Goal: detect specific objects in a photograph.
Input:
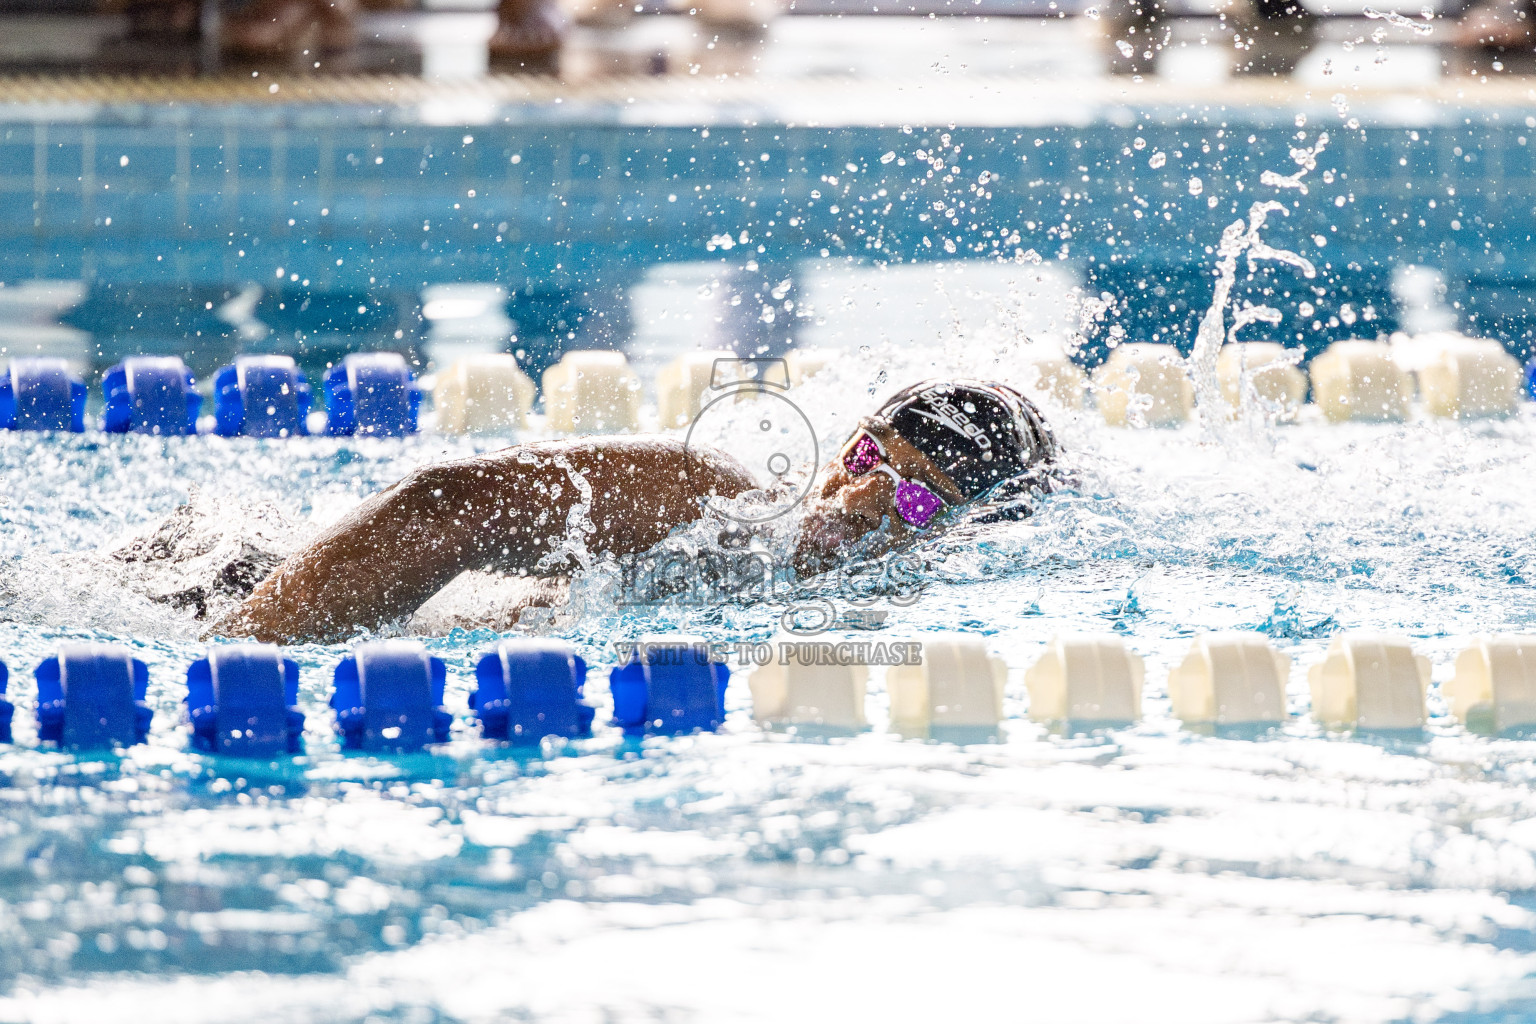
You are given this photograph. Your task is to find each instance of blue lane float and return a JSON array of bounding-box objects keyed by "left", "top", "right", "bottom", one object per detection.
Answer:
[
  {"left": 331, "top": 640, "right": 450, "bottom": 753},
  {"left": 610, "top": 638, "right": 729, "bottom": 735},
  {"left": 212, "top": 355, "right": 312, "bottom": 438},
  {"left": 101, "top": 356, "right": 200, "bottom": 435},
  {"left": 0, "top": 659, "right": 13, "bottom": 743},
  {"left": 0, "top": 358, "right": 87, "bottom": 433},
  {"left": 185, "top": 644, "right": 305, "bottom": 756},
  {"left": 35, "top": 643, "right": 152, "bottom": 749},
  {"left": 324, "top": 352, "right": 420, "bottom": 437},
  {"left": 470, "top": 639, "right": 595, "bottom": 743}
]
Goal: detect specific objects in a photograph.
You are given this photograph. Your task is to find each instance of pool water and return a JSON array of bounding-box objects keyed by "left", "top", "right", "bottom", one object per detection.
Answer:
[
  {"left": 3, "top": 313, "right": 1536, "bottom": 1022},
  {"left": 3, "top": 65, "right": 1536, "bottom": 1020}
]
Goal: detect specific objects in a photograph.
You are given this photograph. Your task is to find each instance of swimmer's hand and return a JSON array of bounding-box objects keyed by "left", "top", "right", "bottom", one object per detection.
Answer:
[
  {"left": 498, "top": 577, "right": 571, "bottom": 629},
  {"left": 406, "top": 573, "right": 571, "bottom": 634},
  {"left": 792, "top": 496, "right": 896, "bottom": 575}
]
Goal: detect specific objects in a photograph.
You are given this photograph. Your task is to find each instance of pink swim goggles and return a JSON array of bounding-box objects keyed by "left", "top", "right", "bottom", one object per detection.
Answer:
[{"left": 839, "top": 429, "right": 947, "bottom": 528}]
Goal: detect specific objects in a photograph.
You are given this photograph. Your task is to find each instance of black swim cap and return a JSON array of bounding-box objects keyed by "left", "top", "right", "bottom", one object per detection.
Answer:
[{"left": 877, "top": 379, "right": 1058, "bottom": 501}]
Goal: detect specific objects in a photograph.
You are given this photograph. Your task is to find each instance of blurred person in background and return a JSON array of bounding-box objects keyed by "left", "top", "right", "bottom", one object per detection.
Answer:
[
  {"left": 1103, "top": 0, "right": 1314, "bottom": 76},
  {"left": 222, "top": 0, "right": 365, "bottom": 52},
  {"left": 1102, "top": 0, "right": 1524, "bottom": 62},
  {"left": 108, "top": 0, "right": 201, "bottom": 40},
  {"left": 106, "top": 0, "right": 567, "bottom": 65},
  {"left": 1453, "top": 0, "right": 1535, "bottom": 49}
]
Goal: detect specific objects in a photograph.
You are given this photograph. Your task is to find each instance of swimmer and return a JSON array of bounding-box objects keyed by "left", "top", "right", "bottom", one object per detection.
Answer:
[{"left": 211, "top": 379, "right": 1060, "bottom": 644}]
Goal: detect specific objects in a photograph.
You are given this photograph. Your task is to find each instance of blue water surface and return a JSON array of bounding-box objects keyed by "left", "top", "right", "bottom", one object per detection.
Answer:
[{"left": 2, "top": 77, "right": 1536, "bottom": 1019}]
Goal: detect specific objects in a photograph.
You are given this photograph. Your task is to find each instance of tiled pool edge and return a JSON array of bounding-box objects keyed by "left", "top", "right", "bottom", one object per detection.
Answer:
[{"left": 0, "top": 78, "right": 1532, "bottom": 356}]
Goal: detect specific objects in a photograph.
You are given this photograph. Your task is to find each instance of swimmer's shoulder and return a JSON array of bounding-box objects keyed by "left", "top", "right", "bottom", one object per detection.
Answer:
[{"left": 475, "top": 435, "right": 756, "bottom": 493}]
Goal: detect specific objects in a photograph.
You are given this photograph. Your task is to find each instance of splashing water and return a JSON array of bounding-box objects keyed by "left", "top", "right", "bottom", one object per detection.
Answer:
[
  {"left": 1188, "top": 134, "right": 1328, "bottom": 426},
  {"left": 1363, "top": 5, "right": 1437, "bottom": 35},
  {"left": 522, "top": 449, "right": 598, "bottom": 576},
  {"left": 1258, "top": 131, "right": 1330, "bottom": 195}
]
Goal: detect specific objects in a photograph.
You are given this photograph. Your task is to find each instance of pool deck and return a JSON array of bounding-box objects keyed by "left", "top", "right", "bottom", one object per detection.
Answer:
[
  {"left": 0, "top": 12, "right": 1527, "bottom": 123},
  {"left": 0, "top": 68, "right": 1533, "bottom": 123}
]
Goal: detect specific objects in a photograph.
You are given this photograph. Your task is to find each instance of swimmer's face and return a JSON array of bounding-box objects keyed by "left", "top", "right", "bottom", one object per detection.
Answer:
[{"left": 795, "top": 417, "right": 966, "bottom": 566}]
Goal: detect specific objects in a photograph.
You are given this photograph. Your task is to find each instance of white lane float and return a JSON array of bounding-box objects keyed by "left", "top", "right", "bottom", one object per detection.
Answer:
[
  {"left": 1024, "top": 633, "right": 1144, "bottom": 724},
  {"left": 1308, "top": 340, "right": 1412, "bottom": 423},
  {"left": 433, "top": 354, "right": 535, "bottom": 433},
  {"left": 1307, "top": 633, "right": 1429, "bottom": 730},
  {"left": 1022, "top": 353, "right": 1089, "bottom": 411},
  {"left": 886, "top": 635, "right": 1007, "bottom": 737},
  {"left": 748, "top": 640, "right": 868, "bottom": 730},
  {"left": 1092, "top": 343, "right": 1195, "bottom": 427},
  {"left": 1216, "top": 341, "right": 1307, "bottom": 416},
  {"left": 541, "top": 350, "right": 642, "bottom": 433},
  {"left": 1167, "top": 632, "right": 1290, "bottom": 726},
  {"left": 656, "top": 350, "right": 738, "bottom": 428},
  {"left": 1442, "top": 634, "right": 1536, "bottom": 734},
  {"left": 1392, "top": 332, "right": 1522, "bottom": 420}
]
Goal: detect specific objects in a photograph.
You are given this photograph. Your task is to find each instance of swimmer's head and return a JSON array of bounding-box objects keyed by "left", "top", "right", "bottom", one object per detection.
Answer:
[
  {"left": 796, "top": 379, "right": 1059, "bottom": 566},
  {"left": 875, "top": 379, "right": 1058, "bottom": 501}
]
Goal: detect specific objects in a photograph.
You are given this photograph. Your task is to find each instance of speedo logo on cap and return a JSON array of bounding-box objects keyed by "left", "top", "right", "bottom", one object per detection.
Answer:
[{"left": 907, "top": 390, "right": 995, "bottom": 460}]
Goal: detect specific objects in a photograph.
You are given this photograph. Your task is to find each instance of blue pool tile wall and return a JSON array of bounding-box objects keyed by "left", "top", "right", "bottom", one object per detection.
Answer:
[{"left": 1, "top": 101, "right": 1535, "bottom": 362}]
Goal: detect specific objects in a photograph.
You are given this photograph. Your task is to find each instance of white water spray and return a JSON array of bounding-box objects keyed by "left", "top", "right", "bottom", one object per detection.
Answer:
[
  {"left": 1188, "top": 133, "right": 1328, "bottom": 426},
  {"left": 1363, "top": 5, "right": 1436, "bottom": 35},
  {"left": 516, "top": 449, "right": 598, "bottom": 575}
]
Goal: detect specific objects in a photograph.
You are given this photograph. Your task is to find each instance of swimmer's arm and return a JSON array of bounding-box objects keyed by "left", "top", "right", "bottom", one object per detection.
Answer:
[
  {"left": 209, "top": 461, "right": 491, "bottom": 644},
  {"left": 211, "top": 439, "right": 758, "bottom": 644}
]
